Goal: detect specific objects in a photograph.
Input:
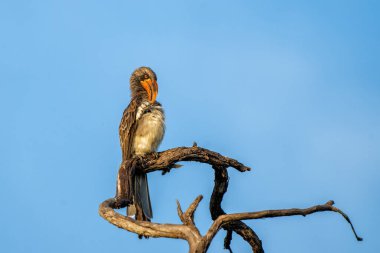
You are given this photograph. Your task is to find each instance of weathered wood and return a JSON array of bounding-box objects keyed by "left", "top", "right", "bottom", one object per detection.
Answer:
[
  {"left": 100, "top": 145, "right": 362, "bottom": 253},
  {"left": 140, "top": 146, "right": 251, "bottom": 174},
  {"left": 209, "top": 166, "right": 264, "bottom": 253}
]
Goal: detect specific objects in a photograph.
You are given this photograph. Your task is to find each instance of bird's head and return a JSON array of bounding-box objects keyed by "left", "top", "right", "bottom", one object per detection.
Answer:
[{"left": 130, "top": 66, "right": 158, "bottom": 104}]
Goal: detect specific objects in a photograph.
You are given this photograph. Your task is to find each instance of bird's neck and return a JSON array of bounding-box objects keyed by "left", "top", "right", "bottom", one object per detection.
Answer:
[{"left": 131, "top": 91, "right": 149, "bottom": 103}]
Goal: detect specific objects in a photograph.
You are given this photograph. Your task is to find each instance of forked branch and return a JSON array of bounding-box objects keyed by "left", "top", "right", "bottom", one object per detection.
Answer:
[
  {"left": 204, "top": 200, "right": 362, "bottom": 249},
  {"left": 100, "top": 145, "right": 362, "bottom": 253}
]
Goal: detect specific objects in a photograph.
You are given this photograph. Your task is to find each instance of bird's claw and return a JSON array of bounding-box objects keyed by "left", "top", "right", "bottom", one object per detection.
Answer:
[
  {"left": 151, "top": 152, "right": 159, "bottom": 159},
  {"left": 113, "top": 197, "right": 132, "bottom": 209},
  {"left": 134, "top": 155, "right": 145, "bottom": 164}
]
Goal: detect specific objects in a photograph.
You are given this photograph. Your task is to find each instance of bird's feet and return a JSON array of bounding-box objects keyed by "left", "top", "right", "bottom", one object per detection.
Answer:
[
  {"left": 134, "top": 152, "right": 159, "bottom": 163},
  {"left": 134, "top": 154, "right": 145, "bottom": 165},
  {"left": 113, "top": 197, "right": 132, "bottom": 209},
  {"left": 150, "top": 151, "right": 160, "bottom": 159}
]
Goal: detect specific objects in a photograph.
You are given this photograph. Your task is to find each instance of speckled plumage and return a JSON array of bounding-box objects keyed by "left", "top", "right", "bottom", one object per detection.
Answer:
[
  {"left": 118, "top": 67, "right": 165, "bottom": 221},
  {"left": 133, "top": 103, "right": 165, "bottom": 156}
]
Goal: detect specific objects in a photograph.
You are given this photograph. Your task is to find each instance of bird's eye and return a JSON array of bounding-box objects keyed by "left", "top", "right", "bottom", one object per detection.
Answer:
[{"left": 144, "top": 74, "right": 149, "bottom": 80}]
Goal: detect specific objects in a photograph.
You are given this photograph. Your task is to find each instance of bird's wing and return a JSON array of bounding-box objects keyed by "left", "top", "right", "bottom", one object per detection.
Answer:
[{"left": 119, "top": 99, "right": 139, "bottom": 161}]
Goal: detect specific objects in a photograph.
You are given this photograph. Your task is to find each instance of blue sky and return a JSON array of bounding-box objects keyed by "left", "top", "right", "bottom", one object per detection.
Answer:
[{"left": 0, "top": 1, "right": 379, "bottom": 252}]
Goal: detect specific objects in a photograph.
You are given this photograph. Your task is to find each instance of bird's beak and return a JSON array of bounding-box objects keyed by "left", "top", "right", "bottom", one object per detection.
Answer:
[{"left": 141, "top": 78, "right": 158, "bottom": 104}]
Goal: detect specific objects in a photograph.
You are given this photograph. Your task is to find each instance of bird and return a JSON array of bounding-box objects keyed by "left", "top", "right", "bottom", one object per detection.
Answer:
[{"left": 116, "top": 66, "right": 165, "bottom": 221}]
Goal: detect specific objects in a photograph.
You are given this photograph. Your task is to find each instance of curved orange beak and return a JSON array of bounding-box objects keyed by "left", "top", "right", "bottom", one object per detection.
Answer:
[{"left": 140, "top": 78, "right": 158, "bottom": 104}]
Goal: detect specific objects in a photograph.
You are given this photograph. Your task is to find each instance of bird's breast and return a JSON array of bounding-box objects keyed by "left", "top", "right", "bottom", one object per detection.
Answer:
[{"left": 133, "top": 105, "right": 165, "bottom": 156}]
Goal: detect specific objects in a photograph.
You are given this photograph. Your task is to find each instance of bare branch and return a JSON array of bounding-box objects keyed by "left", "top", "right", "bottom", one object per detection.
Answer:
[
  {"left": 176, "top": 196, "right": 203, "bottom": 226},
  {"left": 224, "top": 229, "right": 233, "bottom": 253},
  {"left": 100, "top": 198, "right": 191, "bottom": 239},
  {"left": 176, "top": 200, "right": 185, "bottom": 223},
  {"left": 176, "top": 196, "right": 203, "bottom": 241},
  {"left": 205, "top": 201, "right": 363, "bottom": 244},
  {"left": 210, "top": 166, "right": 264, "bottom": 253},
  {"left": 184, "top": 195, "right": 203, "bottom": 223},
  {"left": 101, "top": 145, "right": 362, "bottom": 253},
  {"left": 140, "top": 146, "right": 251, "bottom": 174}
]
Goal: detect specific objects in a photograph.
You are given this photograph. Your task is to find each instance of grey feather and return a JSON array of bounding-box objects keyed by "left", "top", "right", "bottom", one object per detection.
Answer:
[{"left": 135, "top": 174, "right": 153, "bottom": 219}]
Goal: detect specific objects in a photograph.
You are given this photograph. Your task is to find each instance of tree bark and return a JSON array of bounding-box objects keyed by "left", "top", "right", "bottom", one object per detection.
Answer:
[{"left": 100, "top": 145, "right": 362, "bottom": 253}]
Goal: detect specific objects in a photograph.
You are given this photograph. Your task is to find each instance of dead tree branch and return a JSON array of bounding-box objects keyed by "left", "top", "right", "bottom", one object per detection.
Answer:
[
  {"left": 100, "top": 145, "right": 362, "bottom": 253},
  {"left": 204, "top": 200, "right": 362, "bottom": 248},
  {"left": 141, "top": 146, "right": 251, "bottom": 174},
  {"left": 210, "top": 166, "right": 264, "bottom": 253}
]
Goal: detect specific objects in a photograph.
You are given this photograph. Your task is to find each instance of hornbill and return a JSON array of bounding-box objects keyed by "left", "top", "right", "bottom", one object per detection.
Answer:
[{"left": 115, "top": 66, "right": 165, "bottom": 221}]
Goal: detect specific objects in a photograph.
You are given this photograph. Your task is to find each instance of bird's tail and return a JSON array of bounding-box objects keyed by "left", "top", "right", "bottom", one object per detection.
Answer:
[{"left": 127, "top": 173, "right": 153, "bottom": 221}]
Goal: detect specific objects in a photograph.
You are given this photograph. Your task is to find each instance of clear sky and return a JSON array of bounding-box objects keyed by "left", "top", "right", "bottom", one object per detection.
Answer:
[{"left": 0, "top": 1, "right": 379, "bottom": 252}]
